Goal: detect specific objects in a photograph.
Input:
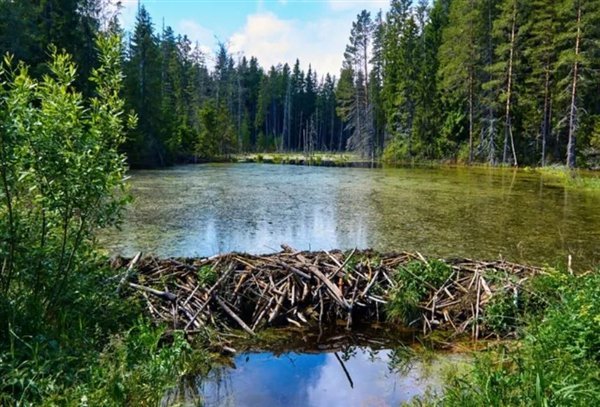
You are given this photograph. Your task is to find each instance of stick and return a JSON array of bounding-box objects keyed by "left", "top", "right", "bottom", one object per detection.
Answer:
[
  {"left": 128, "top": 282, "right": 176, "bottom": 302},
  {"left": 215, "top": 295, "right": 255, "bottom": 335},
  {"left": 184, "top": 264, "right": 234, "bottom": 331},
  {"left": 309, "top": 266, "right": 350, "bottom": 309},
  {"left": 334, "top": 353, "right": 354, "bottom": 389},
  {"left": 117, "top": 252, "right": 142, "bottom": 293}
]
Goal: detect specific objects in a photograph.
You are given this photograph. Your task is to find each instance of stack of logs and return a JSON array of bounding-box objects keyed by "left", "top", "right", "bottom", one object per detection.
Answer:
[{"left": 113, "top": 246, "right": 541, "bottom": 339}]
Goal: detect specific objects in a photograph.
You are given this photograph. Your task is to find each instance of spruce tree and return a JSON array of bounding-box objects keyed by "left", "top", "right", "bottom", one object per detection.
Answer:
[{"left": 438, "top": 0, "right": 483, "bottom": 163}]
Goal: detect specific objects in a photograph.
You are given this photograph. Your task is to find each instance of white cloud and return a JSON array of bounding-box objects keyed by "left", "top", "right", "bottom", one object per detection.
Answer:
[
  {"left": 113, "top": 0, "right": 138, "bottom": 30},
  {"left": 175, "top": 20, "right": 215, "bottom": 47},
  {"left": 328, "top": 0, "right": 388, "bottom": 12},
  {"left": 177, "top": 19, "right": 215, "bottom": 54},
  {"left": 229, "top": 12, "right": 355, "bottom": 77}
]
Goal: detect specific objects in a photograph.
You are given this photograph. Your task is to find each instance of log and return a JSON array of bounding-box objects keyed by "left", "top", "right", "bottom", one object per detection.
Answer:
[{"left": 215, "top": 295, "right": 255, "bottom": 336}]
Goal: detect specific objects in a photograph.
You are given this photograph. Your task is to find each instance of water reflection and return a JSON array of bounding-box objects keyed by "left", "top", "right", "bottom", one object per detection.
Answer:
[
  {"left": 164, "top": 347, "right": 463, "bottom": 407},
  {"left": 103, "top": 164, "right": 600, "bottom": 269}
]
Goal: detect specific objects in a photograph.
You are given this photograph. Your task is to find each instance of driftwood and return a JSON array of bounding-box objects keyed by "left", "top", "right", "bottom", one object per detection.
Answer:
[{"left": 114, "top": 247, "right": 541, "bottom": 340}]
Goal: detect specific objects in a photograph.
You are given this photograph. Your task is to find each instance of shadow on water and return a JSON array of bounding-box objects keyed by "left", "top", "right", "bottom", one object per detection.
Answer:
[{"left": 161, "top": 326, "right": 470, "bottom": 407}]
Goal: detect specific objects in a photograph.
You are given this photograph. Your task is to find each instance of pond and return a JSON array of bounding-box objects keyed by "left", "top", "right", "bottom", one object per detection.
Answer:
[
  {"left": 161, "top": 327, "right": 468, "bottom": 407},
  {"left": 105, "top": 163, "right": 599, "bottom": 405},
  {"left": 105, "top": 163, "right": 600, "bottom": 269}
]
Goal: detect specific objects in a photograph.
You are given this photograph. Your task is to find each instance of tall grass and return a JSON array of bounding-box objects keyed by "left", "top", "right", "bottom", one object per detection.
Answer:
[{"left": 429, "top": 271, "right": 600, "bottom": 406}]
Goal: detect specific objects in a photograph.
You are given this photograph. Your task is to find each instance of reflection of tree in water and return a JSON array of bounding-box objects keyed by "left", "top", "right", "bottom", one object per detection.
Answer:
[
  {"left": 387, "top": 344, "right": 416, "bottom": 375},
  {"left": 160, "top": 365, "right": 233, "bottom": 407}
]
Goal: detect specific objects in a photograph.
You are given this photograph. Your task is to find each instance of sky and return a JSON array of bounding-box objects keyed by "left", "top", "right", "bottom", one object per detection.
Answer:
[{"left": 116, "top": 0, "right": 389, "bottom": 77}]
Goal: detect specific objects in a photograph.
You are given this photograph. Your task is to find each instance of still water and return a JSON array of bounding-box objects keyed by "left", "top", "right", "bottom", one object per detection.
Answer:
[
  {"left": 167, "top": 349, "right": 458, "bottom": 407},
  {"left": 161, "top": 327, "right": 466, "bottom": 407},
  {"left": 109, "top": 164, "right": 598, "bottom": 405},
  {"left": 105, "top": 163, "right": 600, "bottom": 269}
]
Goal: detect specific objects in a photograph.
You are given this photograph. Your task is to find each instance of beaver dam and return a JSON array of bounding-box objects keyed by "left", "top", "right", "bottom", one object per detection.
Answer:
[{"left": 114, "top": 246, "right": 543, "bottom": 341}]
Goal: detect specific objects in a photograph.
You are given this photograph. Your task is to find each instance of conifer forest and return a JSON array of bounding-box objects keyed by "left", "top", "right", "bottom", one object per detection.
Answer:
[{"left": 2, "top": 0, "right": 599, "bottom": 168}]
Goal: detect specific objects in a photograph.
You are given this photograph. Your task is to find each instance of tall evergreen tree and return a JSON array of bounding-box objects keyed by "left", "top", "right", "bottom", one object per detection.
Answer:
[
  {"left": 488, "top": 0, "right": 529, "bottom": 166},
  {"left": 523, "top": 0, "right": 559, "bottom": 165},
  {"left": 343, "top": 10, "right": 375, "bottom": 158},
  {"left": 123, "top": 5, "right": 164, "bottom": 167},
  {"left": 555, "top": 0, "right": 600, "bottom": 168},
  {"left": 438, "top": 0, "right": 483, "bottom": 163}
]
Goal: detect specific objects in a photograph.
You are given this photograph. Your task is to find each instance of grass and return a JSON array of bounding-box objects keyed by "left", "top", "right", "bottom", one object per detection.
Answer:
[
  {"left": 534, "top": 166, "right": 600, "bottom": 191},
  {"left": 234, "top": 151, "right": 360, "bottom": 165},
  {"left": 417, "top": 270, "right": 600, "bottom": 406}
]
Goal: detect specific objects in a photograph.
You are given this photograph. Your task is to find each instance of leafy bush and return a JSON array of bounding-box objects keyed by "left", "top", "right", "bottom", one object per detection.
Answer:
[
  {"left": 0, "top": 35, "right": 134, "bottom": 325},
  {"left": 483, "top": 288, "right": 520, "bottom": 336},
  {"left": 0, "top": 35, "right": 150, "bottom": 405},
  {"left": 387, "top": 260, "right": 453, "bottom": 325},
  {"left": 198, "top": 265, "right": 217, "bottom": 286},
  {"left": 56, "top": 321, "right": 211, "bottom": 407},
  {"left": 382, "top": 138, "right": 410, "bottom": 164}
]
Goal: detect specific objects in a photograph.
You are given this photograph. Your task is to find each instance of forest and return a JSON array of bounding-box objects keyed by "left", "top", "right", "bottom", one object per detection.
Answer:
[{"left": 1, "top": 0, "right": 599, "bottom": 168}]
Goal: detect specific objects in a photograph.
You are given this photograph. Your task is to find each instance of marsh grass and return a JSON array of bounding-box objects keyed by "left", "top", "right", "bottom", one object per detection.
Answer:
[{"left": 535, "top": 166, "right": 600, "bottom": 191}]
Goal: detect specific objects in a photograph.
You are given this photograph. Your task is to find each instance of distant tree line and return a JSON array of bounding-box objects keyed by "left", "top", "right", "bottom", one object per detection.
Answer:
[
  {"left": 355, "top": 0, "right": 600, "bottom": 168},
  {"left": 1, "top": 0, "right": 599, "bottom": 168},
  {"left": 122, "top": 6, "right": 345, "bottom": 167}
]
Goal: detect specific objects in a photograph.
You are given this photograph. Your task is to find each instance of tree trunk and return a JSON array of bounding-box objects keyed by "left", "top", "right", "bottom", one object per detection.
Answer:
[
  {"left": 468, "top": 70, "right": 474, "bottom": 164},
  {"left": 567, "top": 3, "right": 582, "bottom": 169},
  {"left": 541, "top": 66, "right": 551, "bottom": 166},
  {"left": 503, "top": 2, "right": 518, "bottom": 166}
]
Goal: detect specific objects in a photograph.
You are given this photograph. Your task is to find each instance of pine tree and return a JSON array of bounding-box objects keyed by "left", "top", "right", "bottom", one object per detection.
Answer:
[
  {"left": 123, "top": 5, "right": 164, "bottom": 167},
  {"left": 370, "top": 11, "right": 386, "bottom": 155},
  {"left": 438, "top": 0, "right": 483, "bottom": 163},
  {"left": 523, "top": 0, "right": 559, "bottom": 165},
  {"left": 488, "top": 0, "right": 529, "bottom": 166},
  {"left": 383, "top": 1, "right": 419, "bottom": 158},
  {"left": 343, "top": 10, "right": 375, "bottom": 158},
  {"left": 555, "top": 0, "right": 600, "bottom": 168}
]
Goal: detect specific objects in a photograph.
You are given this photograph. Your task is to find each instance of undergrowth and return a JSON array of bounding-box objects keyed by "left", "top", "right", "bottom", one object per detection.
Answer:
[
  {"left": 416, "top": 270, "right": 600, "bottom": 406},
  {"left": 386, "top": 260, "right": 453, "bottom": 325}
]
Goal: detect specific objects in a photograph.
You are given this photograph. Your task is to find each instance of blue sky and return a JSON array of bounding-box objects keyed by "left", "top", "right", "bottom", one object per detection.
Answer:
[{"left": 117, "top": 0, "right": 388, "bottom": 77}]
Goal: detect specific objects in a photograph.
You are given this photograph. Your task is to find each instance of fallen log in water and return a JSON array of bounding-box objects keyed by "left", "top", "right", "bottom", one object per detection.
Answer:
[{"left": 112, "top": 247, "right": 542, "bottom": 340}]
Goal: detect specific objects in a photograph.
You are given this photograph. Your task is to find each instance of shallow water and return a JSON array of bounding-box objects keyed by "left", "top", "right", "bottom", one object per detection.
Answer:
[
  {"left": 162, "top": 326, "right": 467, "bottom": 407},
  {"left": 186, "top": 349, "right": 457, "bottom": 407},
  {"left": 104, "top": 163, "right": 600, "bottom": 269}
]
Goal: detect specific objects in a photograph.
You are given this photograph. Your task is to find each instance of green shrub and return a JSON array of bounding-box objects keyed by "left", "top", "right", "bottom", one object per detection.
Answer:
[
  {"left": 198, "top": 265, "right": 217, "bottom": 286},
  {"left": 382, "top": 138, "right": 409, "bottom": 164},
  {"left": 386, "top": 260, "right": 452, "bottom": 325},
  {"left": 483, "top": 288, "right": 520, "bottom": 336},
  {"left": 48, "top": 321, "right": 211, "bottom": 406},
  {"left": 0, "top": 35, "right": 134, "bottom": 325},
  {"left": 0, "top": 36, "right": 160, "bottom": 405}
]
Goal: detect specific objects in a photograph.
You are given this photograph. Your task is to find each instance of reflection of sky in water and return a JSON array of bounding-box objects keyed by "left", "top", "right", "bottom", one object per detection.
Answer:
[
  {"left": 103, "top": 163, "right": 600, "bottom": 269},
  {"left": 194, "top": 349, "right": 452, "bottom": 407}
]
